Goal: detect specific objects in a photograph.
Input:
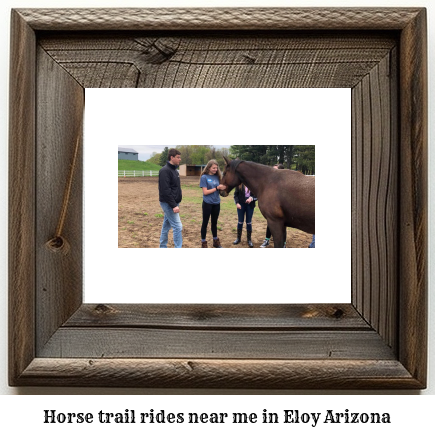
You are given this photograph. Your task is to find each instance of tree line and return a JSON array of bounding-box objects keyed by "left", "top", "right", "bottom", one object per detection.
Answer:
[
  {"left": 148, "top": 146, "right": 230, "bottom": 169},
  {"left": 229, "top": 145, "right": 315, "bottom": 175},
  {"left": 148, "top": 145, "right": 315, "bottom": 175}
]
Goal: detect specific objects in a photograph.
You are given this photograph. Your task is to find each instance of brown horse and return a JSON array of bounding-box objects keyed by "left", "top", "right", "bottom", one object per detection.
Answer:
[{"left": 221, "top": 157, "right": 315, "bottom": 248}]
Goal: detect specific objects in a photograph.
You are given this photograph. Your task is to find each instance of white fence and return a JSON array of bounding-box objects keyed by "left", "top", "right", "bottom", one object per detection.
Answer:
[{"left": 118, "top": 170, "right": 159, "bottom": 177}]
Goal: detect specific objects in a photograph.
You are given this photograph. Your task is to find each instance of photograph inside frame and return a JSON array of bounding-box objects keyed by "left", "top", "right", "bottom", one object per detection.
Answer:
[{"left": 118, "top": 144, "right": 315, "bottom": 250}]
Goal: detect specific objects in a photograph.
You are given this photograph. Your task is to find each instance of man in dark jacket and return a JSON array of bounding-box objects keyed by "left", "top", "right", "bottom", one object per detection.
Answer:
[{"left": 158, "top": 148, "right": 183, "bottom": 248}]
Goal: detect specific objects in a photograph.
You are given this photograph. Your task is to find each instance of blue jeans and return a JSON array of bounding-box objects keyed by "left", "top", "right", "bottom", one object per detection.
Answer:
[
  {"left": 309, "top": 235, "right": 315, "bottom": 248},
  {"left": 237, "top": 203, "right": 254, "bottom": 231},
  {"left": 159, "top": 202, "right": 183, "bottom": 248}
]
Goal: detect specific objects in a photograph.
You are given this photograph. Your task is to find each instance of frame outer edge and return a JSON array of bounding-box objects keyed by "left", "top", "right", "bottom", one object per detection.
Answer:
[
  {"left": 399, "top": 8, "right": 428, "bottom": 387},
  {"left": 17, "top": 358, "right": 422, "bottom": 389},
  {"left": 8, "top": 7, "right": 428, "bottom": 389},
  {"left": 8, "top": 10, "right": 37, "bottom": 385},
  {"left": 15, "top": 7, "right": 422, "bottom": 31}
]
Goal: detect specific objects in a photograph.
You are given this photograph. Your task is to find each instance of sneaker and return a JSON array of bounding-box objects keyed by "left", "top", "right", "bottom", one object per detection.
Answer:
[{"left": 260, "top": 239, "right": 270, "bottom": 248}]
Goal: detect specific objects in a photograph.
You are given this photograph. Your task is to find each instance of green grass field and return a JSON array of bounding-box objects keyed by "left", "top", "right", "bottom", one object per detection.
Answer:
[
  {"left": 118, "top": 176, "right": 310, "bottom": 248},
  {"left": 118, "top": 159, "right": 161, "bottom": 171},
  {"left": 181, "top": 182, "right": 266, "bottom": 222}
]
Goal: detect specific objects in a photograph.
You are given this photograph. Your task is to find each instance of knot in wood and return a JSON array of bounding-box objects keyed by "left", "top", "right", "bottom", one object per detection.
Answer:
[
  {"left": 332, "top": 308, "right": 345, "bottom": 319},
  {"left": 45, "top": 236, "right": 70, "bottom": 255},
  {"left": 94, "top": 304, "right": 116, "bottom": 315},
  {"left": 243, "top": 53, "right": 256, "bottom": 64}
]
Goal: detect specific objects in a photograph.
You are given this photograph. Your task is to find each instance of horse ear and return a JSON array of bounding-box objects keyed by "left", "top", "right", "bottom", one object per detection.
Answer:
[{"left": 223, "top": 156, "right": 230, "bottom": 166}]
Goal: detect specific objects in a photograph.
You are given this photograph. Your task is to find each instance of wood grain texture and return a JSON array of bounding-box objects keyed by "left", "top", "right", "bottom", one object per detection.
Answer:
[
  {"left": 35, "top": 48, "right": 84, "bottom": 353},
  {"left": 17, "top": 358, "right": 420, "bottom": 389},
  {"left": 8, "top": 10, "right": 36, "bottom": 386},
  {"left": 39, "top": 33, "right": 396, "bottom": 89},
  {"left": 398, "top": 8, "right": 428, "bottom": 386},
  {"left": 65, "top": 304, "right": 368, "bottom": 329},
  {"left": 351, "top": 51, "right": 398, "bottom": 351},
  {"left": 38, "top": 329, "right": 395, "bottom": 360},
  {"left": 8, "top": 8, "right": 427, "bottom": 389},
  {"left": 15, "top": 8, "right": 422, "bottom": 31}
]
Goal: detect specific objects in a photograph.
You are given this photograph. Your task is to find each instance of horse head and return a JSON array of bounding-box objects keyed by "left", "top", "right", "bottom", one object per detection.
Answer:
[{"left": 220, "top": 156, "right": 242, "bottom": 196}]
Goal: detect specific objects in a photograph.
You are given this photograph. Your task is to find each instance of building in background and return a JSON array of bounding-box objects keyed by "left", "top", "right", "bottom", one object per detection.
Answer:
[
  {"left": 179, "top": 164, "right": 206, "bottom": 176},
  {"left": 118, "top": 147, "right": 138, "bottom": 161}
]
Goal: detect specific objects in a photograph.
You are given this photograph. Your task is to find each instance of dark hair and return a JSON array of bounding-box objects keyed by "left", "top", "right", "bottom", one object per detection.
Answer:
[
  {"left": 168, "top": 148, "right": 181, "bottom": 160},
  {"left": 275, "top": 164, "right": 285, "bottom": 169}
]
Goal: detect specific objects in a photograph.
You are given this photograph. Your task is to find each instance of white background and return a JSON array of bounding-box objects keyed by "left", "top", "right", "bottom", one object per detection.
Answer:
[
  {"left": 85, "top": 88, "right": 351, "bottom": 303},
  {"left": 0, "top": 0, "right": 434, "bottom": 430}
]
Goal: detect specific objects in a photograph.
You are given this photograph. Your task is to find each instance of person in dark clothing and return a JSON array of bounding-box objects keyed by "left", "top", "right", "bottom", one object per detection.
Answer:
[
  {"left": 199, "top": 159, "right": 226, "bottom": 248},
  {"left": 260, "top": 163, "right": 286, "bottom": 248},
  {"left": 158, "top": 148, "right": 183, "bottom": 248},
  {"left": 233, "top": 184, "right": 257, "bottom": 248}
]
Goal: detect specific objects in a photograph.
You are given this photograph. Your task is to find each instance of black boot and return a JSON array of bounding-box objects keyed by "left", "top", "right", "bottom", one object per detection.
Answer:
[
  {"left": 247, "top": 231, "right": 254, "bottom": 248},
  {"left": 233, "top": 229, "right": 242, "bottom": 245}
]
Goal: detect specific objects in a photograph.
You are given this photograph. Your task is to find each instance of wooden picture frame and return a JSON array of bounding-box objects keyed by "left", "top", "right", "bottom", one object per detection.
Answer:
[{"left": 9, "top": 8, "right": 427, "bottom": 389}]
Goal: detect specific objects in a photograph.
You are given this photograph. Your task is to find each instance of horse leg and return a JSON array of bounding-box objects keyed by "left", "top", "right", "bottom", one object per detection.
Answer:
[{"left": 268, "top": 221, "right": 286, "bottom": 248}]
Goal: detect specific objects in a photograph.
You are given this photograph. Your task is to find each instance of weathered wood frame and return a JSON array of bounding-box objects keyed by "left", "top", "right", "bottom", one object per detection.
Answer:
[{"left": 9, "top": 8, "right": 427, "bottom": 389}]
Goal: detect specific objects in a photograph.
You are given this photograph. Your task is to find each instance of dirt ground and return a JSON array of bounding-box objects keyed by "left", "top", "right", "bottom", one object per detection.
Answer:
[{"left": 118, "top": 177, "right": 312, "bottom": 248}]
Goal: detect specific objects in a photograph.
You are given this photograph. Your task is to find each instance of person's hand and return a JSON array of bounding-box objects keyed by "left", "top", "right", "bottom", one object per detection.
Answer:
[
  {"left": 246, "top": 197, "right": 253, "bottom": 204},
  {"left": 236, "top": 203, "right": 242, "bottom": 210},
  {"left": 173, "top": 206, "right": 180, "bottom": 213},
  {"left": 216, "top": 184, "right": 225, "bottom": 190}
]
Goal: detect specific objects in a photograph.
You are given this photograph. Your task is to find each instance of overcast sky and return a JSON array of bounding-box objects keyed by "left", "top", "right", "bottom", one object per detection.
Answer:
[{"left": 124, "top": 144, "right": 232, "bottom": 162}]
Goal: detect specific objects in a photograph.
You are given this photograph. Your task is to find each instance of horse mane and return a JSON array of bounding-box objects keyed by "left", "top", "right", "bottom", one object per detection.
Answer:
[
  {"left": 230, "top": 159, "right": 272, "bottom": 171},
  {"left": 230, "top": 159, "right": 244, "bottom": 172},
  {"left": 233, "top": 159, "right": 277, "bottom": 172}
]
